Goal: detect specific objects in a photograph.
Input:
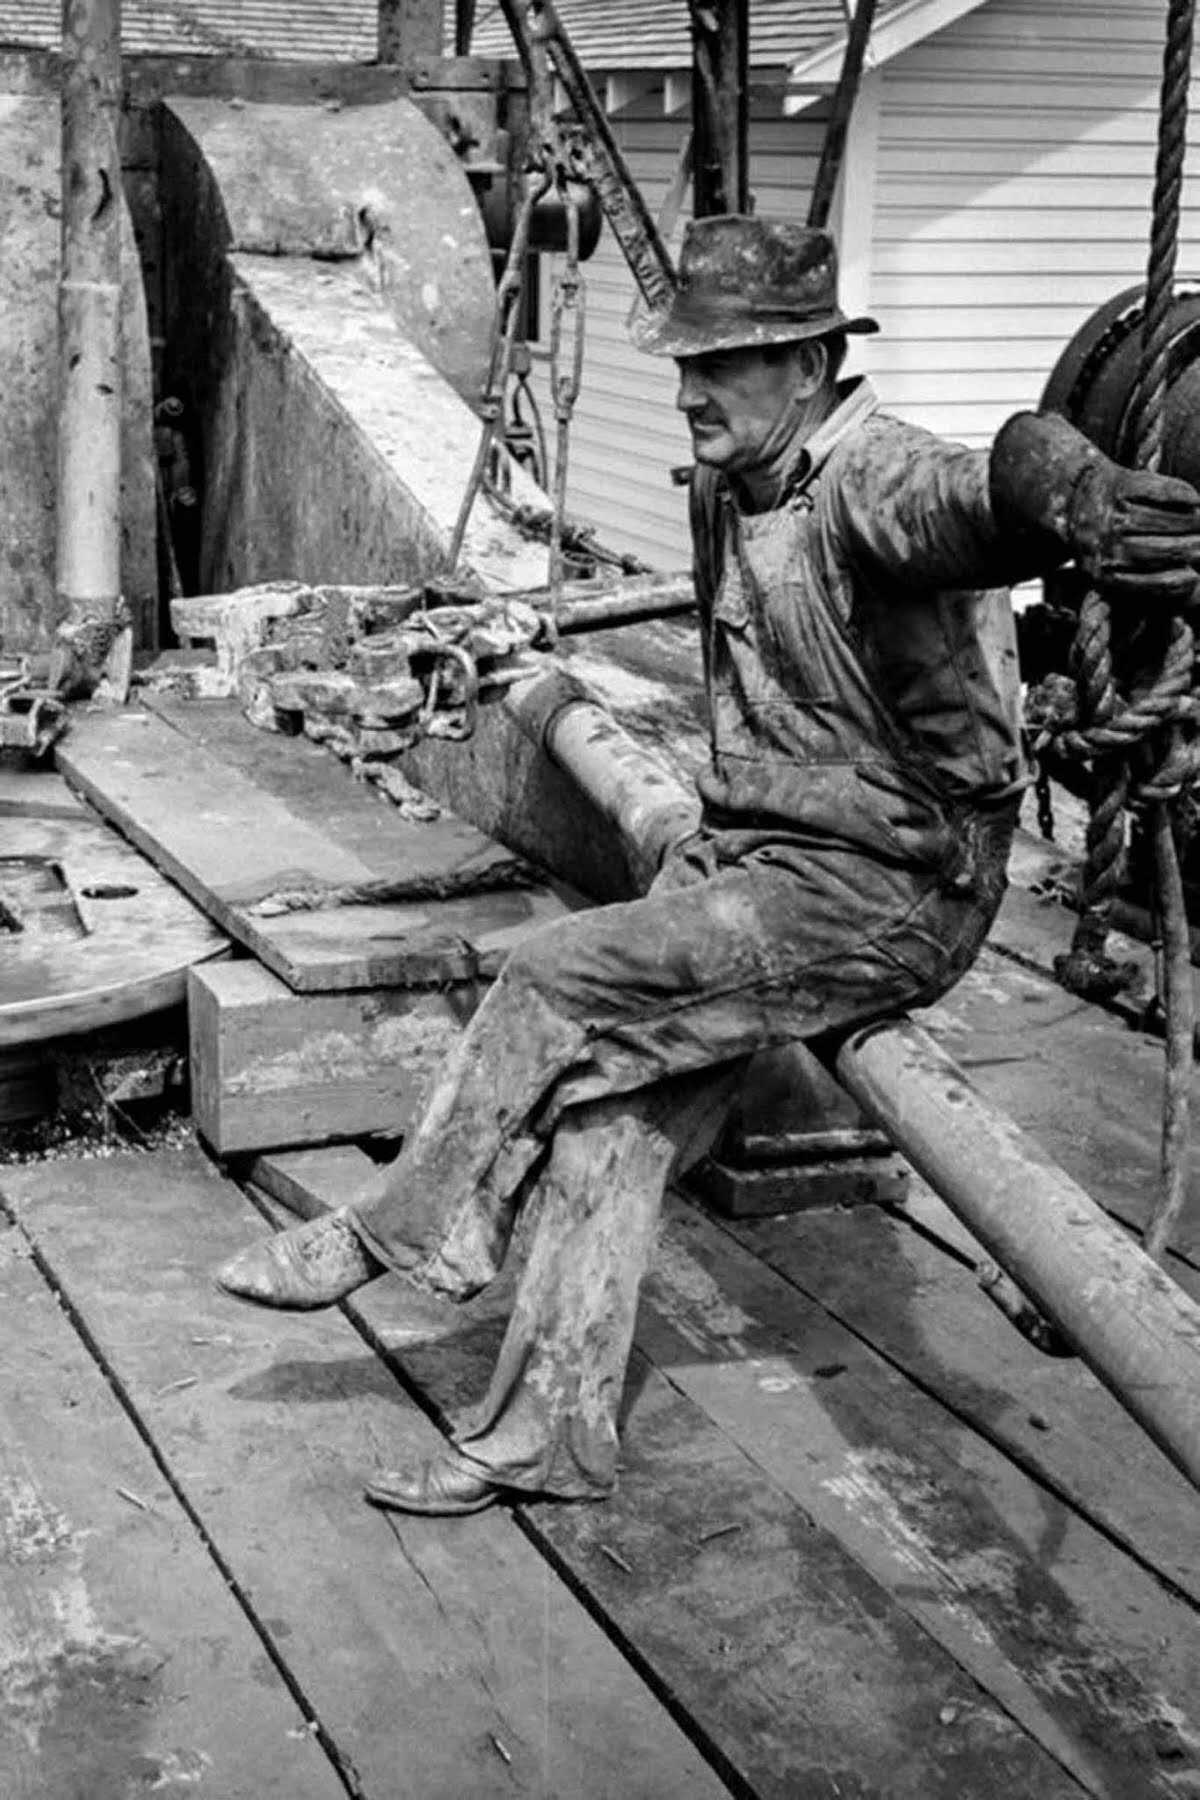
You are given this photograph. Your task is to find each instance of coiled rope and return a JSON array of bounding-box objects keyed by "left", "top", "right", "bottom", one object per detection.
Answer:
[{"left": 1048, "top": 0, "right": 1197, "bottom": 1259}]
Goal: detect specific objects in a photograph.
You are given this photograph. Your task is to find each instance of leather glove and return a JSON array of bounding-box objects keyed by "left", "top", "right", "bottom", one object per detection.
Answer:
[{"left": 990, "top": 410, "right": 1200, "bottom": 604}]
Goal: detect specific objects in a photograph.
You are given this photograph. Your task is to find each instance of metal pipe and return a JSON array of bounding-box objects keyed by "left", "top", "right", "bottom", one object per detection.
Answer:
[
  {"left": 553, "top": 573, "right": 695, "bottom": 635},
  {"left": 56, "top": 0, "right": 122, "bottom": 634},
  {"left": 837, "top": 1018, "right": 1200, "bottom": 1492},
  {"left": 504, "top": 669, "right": 701, "bottom": 890}
]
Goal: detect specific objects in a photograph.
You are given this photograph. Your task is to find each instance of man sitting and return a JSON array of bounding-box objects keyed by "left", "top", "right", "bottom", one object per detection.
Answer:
[{"left": 216, "top": 216, "right": 1200, "bottom": 1516}]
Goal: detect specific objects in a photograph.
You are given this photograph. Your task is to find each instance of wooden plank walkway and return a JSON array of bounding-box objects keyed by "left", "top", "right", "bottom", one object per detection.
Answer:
[
  {"left": 7, "top": 696, "right": 1196, "bottom": 1796},
  {"left": 253, "top": 1148, "right": 1200, "bottom": 1800},
  {"left": 1, "top": 1150, "right": 726, "bottom": 1800},
  {"left": 4, "top": 1089, "right": 1198, "bottom": 1794},
  {"left": 0, "top": 1206, "right": 342, "bottom": 1800}
]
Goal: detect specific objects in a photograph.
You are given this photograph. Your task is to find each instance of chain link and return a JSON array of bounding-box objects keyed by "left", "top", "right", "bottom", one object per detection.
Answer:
[
  {"left": 547, "top": 181, "right": 586, "bottom": 611},
  {"left": 445, "top": 165, "right": 551, "bottom": 581}
]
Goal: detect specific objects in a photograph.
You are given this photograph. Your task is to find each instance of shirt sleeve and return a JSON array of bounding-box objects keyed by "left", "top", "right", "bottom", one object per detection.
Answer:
[{"left": 819, "top": 413, "right": 1067, "bottom": 593}]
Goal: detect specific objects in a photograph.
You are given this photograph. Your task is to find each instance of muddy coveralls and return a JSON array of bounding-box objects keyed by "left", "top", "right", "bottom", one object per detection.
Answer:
[{"left": 351, "top": 379, "right": 1031, "bottom": 1498}]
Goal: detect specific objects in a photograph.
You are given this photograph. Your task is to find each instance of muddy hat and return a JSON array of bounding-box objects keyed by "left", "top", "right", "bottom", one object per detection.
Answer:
[{"left": 632, "top": 214, "right": 878, "bottom": 358}]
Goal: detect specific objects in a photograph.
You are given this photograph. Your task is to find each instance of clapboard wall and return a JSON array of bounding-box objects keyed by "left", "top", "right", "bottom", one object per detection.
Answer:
[
  {"left": 533, "top": 0, "right": 1200, "bottom": 569},
  {"left": 859, "top": 0, "right": 1200, "bottom": 447}
]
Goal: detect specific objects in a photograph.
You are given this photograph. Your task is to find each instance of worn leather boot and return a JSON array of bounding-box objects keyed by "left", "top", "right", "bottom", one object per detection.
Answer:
[
  {"left": 364, "top": 1452, "right": 507, "bottom": 1516},
  {"left": 215, "top": 1208, "right": 384, "bottom": 1309}
]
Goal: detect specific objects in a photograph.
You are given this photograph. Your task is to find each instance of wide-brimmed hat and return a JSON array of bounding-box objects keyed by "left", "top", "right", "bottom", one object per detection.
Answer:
[{"left": 632, "top": 214, "right": 878, "bottom": 358}]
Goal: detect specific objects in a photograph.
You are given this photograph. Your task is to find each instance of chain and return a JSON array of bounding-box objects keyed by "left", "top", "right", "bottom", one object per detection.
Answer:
[
  {"left": 504, "top": 345, "right": 548, "bottom": 486},
  {"left": 1033, "top": 759, "right": 1056, "bottom": 841},
  {"left": 547, "top": 181, "right": 586, "bottom": 611},
  {"left": 445, "top": 165, "right": 551, "bottom": 580}
]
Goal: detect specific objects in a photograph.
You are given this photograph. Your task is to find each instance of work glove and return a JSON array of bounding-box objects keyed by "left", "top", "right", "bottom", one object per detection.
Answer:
[{"left": 990, "top": 410, "right": 1200, "bottom": 605}]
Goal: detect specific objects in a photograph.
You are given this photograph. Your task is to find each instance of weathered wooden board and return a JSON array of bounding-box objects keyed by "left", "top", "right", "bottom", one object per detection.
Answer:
[
  {"left": 722, "top": 1195, "right": 1200, "bottom": 1605},
  {"left": 2, "top": 1147, "right": 727, "bottom": 1800},
  {"left": 353, "top": 1292, "right": 1080, "bottom": 1798},
  {"left": 0, "top": 801, "right": 227, "bottom": 1047},
  {"left": 141, "top": 694, "right": 513, "bottom": 878},
  {"left": 262, "top": 1145, "right": 1198, "bottom": 1800},
  {"left": 0, "top": 1211, "right": 344, "bottom": 1800},
  {"left": 251, "top": 1157, "right": 1086, "bottom": 1799},
  {"left": 57, "top": 706, "right": 572, "bottom": 993},
  {"left": 642, "top": 1199, "right": 1200, "bottom": 1797},
  {"left": 189, "top": 959, "right": 481, "bottom": 1154}
]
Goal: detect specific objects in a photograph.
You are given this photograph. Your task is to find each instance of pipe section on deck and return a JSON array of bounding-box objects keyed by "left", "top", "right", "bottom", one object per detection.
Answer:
[{"left": 837, "top": 1019, "right": 1200, "bottom": 1493}]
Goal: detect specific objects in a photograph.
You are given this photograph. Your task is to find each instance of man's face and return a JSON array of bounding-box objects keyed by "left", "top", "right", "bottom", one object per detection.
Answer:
[{"left": 676, "top": 343, "right": 815, "bottom": 472}]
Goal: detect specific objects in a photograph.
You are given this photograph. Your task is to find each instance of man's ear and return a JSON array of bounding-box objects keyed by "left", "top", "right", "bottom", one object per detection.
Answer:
[{"left": 788, "top": 339, "right": 828, "bottom": 401}]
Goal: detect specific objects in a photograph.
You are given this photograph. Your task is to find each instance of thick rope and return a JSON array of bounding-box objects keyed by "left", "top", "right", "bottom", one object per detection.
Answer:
[{"left": 1052, "top": 0, "right": 1196, "bottom": 1257}]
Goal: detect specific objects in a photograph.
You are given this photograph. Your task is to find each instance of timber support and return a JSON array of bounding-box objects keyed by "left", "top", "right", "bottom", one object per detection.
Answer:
[
  {"left": 53, "top": 0, "right": 130, "bottom": 699},
  {"left": 688, "top": 0, "right": 749, "bottom": 217}
]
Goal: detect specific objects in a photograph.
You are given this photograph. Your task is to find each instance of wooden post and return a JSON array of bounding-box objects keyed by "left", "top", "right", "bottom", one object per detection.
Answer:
[
  {"left": 377, "top": 0, "right": 443, "bottom": 64},
  {"left": 807, "top": 0, "right": 880, "bottom": 232},
  {"left": 454, "top": 0, "right": 477, "bottom": 57},
  {"left": 55, "top": 0, "right": 129, "bottom": 699},
  {"left": 688, "top": 0, "right": 749, "bottom": 217}
]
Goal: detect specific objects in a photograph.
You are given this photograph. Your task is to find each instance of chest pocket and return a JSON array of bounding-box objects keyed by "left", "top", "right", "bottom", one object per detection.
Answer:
[{"left": 735, "top": 508, "right": 846, "bottom": 710}]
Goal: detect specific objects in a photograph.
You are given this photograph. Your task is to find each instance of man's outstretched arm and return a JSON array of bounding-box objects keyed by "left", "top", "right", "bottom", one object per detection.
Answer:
[{"left": 823, "top": 409, "right": 1200, "bottom": 601}]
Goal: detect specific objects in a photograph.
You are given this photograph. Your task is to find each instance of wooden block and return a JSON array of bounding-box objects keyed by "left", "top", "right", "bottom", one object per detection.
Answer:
[
  {"left": 188, "top": 959, "right": 478, "bottom": 1155},
  {"left": 690, "top": 1151, "right": 910, "bottom": 1218}
]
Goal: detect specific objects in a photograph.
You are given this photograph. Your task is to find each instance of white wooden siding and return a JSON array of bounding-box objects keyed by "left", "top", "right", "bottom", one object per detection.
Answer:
[
  {"left": 529, "top": 95, "right": 829, "bottom": 570},
  {"left": 860, "top": 0, "right": 1200, "bottom": 447},
  {"left": 527, "top": 0, "right": 1200, "bottom": 567}
]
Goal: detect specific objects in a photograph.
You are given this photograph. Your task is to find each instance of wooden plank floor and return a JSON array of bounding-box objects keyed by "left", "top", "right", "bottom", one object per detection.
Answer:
[
  {"left": 256, "top": 1155, "right": 1200, "bottom": 1800},
  {"left": 0, "top": 1210, "right": 343, "bottom": 1800},
  {"left": 6, "top": 728, "right": 1200, "bottom": 1795},
  {"left": 4, "top": 1063, "right": 1199, "bottom": 1797},
  {"left": 1, "top": 1150, "right": 725, "bottom": 1800}
]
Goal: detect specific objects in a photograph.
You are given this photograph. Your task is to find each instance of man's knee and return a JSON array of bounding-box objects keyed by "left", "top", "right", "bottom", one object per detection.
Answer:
[{"left": 498, "top": 904, "right": 636, "bottom": 1006}]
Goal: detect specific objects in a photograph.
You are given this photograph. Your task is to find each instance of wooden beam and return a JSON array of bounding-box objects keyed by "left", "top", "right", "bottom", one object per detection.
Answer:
[
  {"left": 377, "top": 0, "right": 443, "bottom": 62},
  {"left": 807, "top": 0, "right": 881, "bottom": 231},
  {"left": 688, "top": 0, "right": 749, "bottom": 216},
  {"left": 188, "top": 960, "right": 479, "bottom": 1155},
  {"left": 56, "top": 0, "right": 125, "bottom": 672}
]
